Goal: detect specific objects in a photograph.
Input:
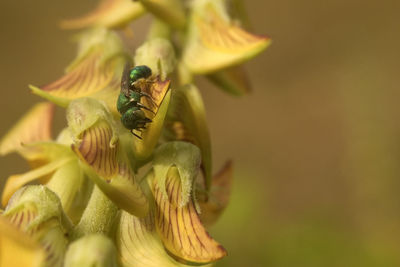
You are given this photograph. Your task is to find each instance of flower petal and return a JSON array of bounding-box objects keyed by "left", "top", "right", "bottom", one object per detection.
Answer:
[
  {"left": 138, "top": 0, "right": 186, "bottom": 29},
  {"left": 69, "top": 104, "right": 148, "bottom": 217},
  {"left": 152, "top": 167, "right": 227, "bottom": 264},
  {"left": 60, "top": 0, "right": 146, "bottom": 29},
  {"left": 152, "top": 142, "right": 201, "bottom": 207},
  {"left": 182, "top": 1, "right": 270, "bottom": 74},
  {"left": 131, "top": 84, "right": 171, "bottom": 160},
  {"left": 1, "top": 157, "right": 74, "bottom": 207},
  {"left": 31, "top": 29, "right": 126, "bottom": 107},
  {"left": 30, "top": 52, "right": 117, "bottom": 107},
  {"left": 18, "top": 142, "right": 74, "bottom": 170},
  {"left": 165, "top": 84, "right": 212, "bottom": 190},
  {"left": 198, "top": 161, "right": 233, "bottom": 226},
  {"left": 86, "top": 162, "right": 149, "bottom": 217},
  {"left": 116, "top": 210, "right": 210, "bottom": 267},
  {"left": 0, "top": 103, "right": 54, "bottom": 156},
  {"left": 207, "top": 65, "right": 252, "bottom": 96},
  {"left": 0, "top": 216, "right": 45, "bottom": 267},
  {"left": 72, "top": 120, "right": 118, "bottom": 178}
]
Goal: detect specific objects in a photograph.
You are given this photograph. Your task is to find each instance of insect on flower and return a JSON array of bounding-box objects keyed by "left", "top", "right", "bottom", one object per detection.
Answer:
[{"left": 117, "top": 62, "right": 156, "bottom": 139}]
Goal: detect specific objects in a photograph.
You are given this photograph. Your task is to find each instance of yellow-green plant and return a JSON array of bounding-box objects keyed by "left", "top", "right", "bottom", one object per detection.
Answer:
[{"left": 0, "top": 0, "right": 270, "bottom": 266}]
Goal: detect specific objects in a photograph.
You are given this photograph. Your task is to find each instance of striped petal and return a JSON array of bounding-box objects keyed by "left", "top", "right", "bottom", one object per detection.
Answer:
[
  {"left": 0, "top": 216, "right": 45, "bottom": 267},
  {"left": 152, "top": 141, "right": 201, "bottom": 207},
  {"left": 152, "top": 167, "right": 227, "bottom": 264},
  {"left": 31, "top": 29, "right": 126, "bottom": 107},
  {"left": 116, "top": 210, "right": 211, "bottom": 267},
  {"left": 131, "top": 81, "right": 171, "bottom": 160},
  {"left": 165, "top": 84, "right": 212, "bottom": 191},
  {"left": 0, "top": 103, "right": 54, "bottom": 156},
  {"left": 138, "top": 0, "right": 186, "bottom": 29},
  {"left": 60, "top": 0, "right": 146, "bottom": 30},
  {"left": 198, "top": 161, "right": 233, "bottom": 226},
  {"left": 182, "top": 1, "right": 270, "bottom": 74},
  {"left": 30, "top": 52, "right": 117, "bottom": 107},
  {"left": 70, "top": 106, "right": 148, "bottom": 217},
  {"left": 72, "top": 120, "right": 118, "bottom": 178},
  {"left": 207, "top": 65, "right": 252, "bottom": 96}
]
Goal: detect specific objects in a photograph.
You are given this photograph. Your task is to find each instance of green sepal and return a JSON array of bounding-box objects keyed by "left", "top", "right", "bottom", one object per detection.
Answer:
[{"left": 152, "top": 141, "right": 201, "bottom": 207}]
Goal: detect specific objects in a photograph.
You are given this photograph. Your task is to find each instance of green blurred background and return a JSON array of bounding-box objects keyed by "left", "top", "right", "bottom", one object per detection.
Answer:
[{"left": 1, "top": 0, "right": 400, "bottom": 266}]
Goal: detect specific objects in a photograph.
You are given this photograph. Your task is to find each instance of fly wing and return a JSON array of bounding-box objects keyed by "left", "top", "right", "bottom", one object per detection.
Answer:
[{"left": 121, "top": 61, "right": 132, "bottom": 96}]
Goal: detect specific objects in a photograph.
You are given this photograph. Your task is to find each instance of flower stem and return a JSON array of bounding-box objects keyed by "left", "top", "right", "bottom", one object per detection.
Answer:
[{"left": 72, "top": 185, "right": 118, "bottom": 240}]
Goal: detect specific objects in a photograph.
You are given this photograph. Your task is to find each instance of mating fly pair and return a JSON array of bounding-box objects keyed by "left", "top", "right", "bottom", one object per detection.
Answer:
[{"left": 117, "top": 62, "right": 156, "bottom": 139}]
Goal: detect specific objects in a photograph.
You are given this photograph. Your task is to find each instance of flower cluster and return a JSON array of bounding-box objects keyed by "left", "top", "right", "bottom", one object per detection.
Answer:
[{"left": 0, "top": 0, "right": 269, "bottom": 266}]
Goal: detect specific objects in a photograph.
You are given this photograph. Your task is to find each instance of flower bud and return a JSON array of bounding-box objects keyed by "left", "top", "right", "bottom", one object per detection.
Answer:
[
  {"left": 64, "top": 234, "right": 118, "bottom": 267},
  {"left": 3, "top": 185, "right": 71, "bottom": 267}
]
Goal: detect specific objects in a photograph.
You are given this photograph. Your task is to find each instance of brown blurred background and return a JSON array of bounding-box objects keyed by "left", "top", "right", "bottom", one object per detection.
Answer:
[{"left": 1, "top": 0, "right": 400, "bottom": 266}]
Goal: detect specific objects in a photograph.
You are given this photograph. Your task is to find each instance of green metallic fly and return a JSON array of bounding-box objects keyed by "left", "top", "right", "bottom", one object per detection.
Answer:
[{"left": 117, "top": 62, "right": 156, "bottom": 139}]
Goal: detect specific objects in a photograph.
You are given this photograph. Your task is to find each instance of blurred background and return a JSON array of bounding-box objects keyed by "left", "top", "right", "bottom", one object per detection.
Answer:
[{"left": 1, "top": 0, "right": 400, "bottom": 266}]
